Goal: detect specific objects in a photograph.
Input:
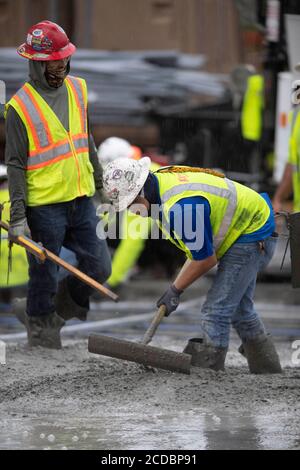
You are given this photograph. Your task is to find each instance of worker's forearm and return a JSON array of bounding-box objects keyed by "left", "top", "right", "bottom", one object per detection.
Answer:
[
  {"left": 273, "top": 163, "right": 293, "bottom": 203},
  {"left": 7, "top": 165, "right": 27, "bottom": 223},
  {"left": 173, "top": 254, "right": 217, "bottom": 291}
]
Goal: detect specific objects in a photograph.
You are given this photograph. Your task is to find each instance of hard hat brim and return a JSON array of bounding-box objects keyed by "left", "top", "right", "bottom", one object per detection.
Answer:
[
  {"left": 113, "top": 157, "right": 152, "bottom": 212},
  {"left": 17, "top": 42, "right": 76, "bottom": 61}
]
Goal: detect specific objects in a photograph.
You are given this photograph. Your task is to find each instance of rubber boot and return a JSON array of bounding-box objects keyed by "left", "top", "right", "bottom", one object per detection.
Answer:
[
  {"left": 238, "top": 334, "right": 282, "bottom": 374},
  {"left": 183, "top": 337, "right": 227, "bottom": 371},
  {"left": 55, "top": 277, "right": 88, "bottom": 322},
  {"left": 25, "top": 312, "right": 65, "bottom": 349}
]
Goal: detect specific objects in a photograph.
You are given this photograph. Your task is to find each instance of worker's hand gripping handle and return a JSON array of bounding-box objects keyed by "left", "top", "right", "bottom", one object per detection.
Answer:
[
  {"left": 142, "top": 305, "right": 167, "bottom": 345},
  {"left": 0, "top": 220, "right": 46, "bottom": 261}
]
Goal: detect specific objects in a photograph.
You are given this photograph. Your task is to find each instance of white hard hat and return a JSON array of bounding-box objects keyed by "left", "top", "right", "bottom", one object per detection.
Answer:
[
  {"left": 0, "top": 164, "right": 7, "bottom": 180},
  {"left": 98, "top": 137, "right": 133, "bottom": 168},
  {"left": 103, "top": 157, "right": 151, "bottom": 212}
]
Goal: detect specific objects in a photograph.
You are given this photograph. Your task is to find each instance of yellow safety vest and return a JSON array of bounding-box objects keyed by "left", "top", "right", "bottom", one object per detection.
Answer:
[
  {"left": 288, "top": 107, "right": 300, "bottom": 212},
  {"left": 241, "top": 74, "right": 264, "bottom": 142},
  {"left": 0, "top": 188, "right": 28, "bottom": 287},
  {"left": 5, "top": 76, "right": 95, "bottom": 207},
  {"left": 154, "top": 169, "right": 270, "bottom": 259}
]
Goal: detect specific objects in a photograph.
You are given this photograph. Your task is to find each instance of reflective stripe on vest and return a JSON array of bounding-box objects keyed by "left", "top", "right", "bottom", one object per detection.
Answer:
[
  {"left": 160, "top": 178, "right": 237, "bottom": 250},
  {"left": 27, "top": 134, "right": 89, "bottom": 170},
  {"left": 66, "top": 76, "right": 87, "bottom": 134},
  {"left": 14, "top": 85, "right": 52, "bottom": 148}
]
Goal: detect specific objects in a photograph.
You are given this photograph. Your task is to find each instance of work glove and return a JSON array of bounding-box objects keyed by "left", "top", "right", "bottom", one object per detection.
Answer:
[
  {"left": 157, "top": 284, "right": 183, "bottom": 317},
  {"left": 8, "top": 217, "right": 31, "bottom": 239}
]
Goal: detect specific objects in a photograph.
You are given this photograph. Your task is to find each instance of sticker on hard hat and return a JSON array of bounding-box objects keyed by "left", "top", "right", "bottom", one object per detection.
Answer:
[
  {"left": 108, "top": 189, "right": 119, "bottom": 200},
  {"left": 31, "top": 35, "right": 53, "bottom": 52},
  {"left": 32, "top": 29, "right": 43, "bottom": 37},
  {"left": 33, "top": 53, "right": 51, "bottom": 59},
  {"left": 27, "top": 34, "right": 32, "bottom": 45},
  {"left": 125, "top": 171, "right": 134, "bottom": 182},
  {"left": 112, "top": 169, "right": 123, "bottom": 180}
]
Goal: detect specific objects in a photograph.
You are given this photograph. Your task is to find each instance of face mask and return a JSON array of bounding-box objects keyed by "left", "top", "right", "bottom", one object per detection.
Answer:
[{"left": 45, "top": 58, "right": 70, "bottom": 88}]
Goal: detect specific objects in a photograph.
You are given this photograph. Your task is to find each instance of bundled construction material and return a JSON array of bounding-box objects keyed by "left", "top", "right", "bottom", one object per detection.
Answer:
[{"left": 0, "top": 48, "right": 228, "bottom": 126}]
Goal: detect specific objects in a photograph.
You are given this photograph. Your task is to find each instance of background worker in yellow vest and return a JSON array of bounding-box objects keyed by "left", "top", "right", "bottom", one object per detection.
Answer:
[
  {"left": 5, "top": 21, "right": 111, "bottom": 349},
  {"left": 97, "top": 137, "right": 160, "bottom": 290},
  {"left": 273, "top": 66, "right": 300, "bottom": 213},
  {"left": 0, "top": 164, "right": 28, "bottom": 306},
  {"left": 241, "top": 72, "right": 264, "bottom": 143},
  {"left": 103, "top": 158, "right": 282, "bottom": 374}
]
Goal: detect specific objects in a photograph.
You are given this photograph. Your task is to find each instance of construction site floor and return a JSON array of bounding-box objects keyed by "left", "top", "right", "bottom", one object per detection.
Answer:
[{"left": 0, "top": 278, "right": 299, "bottom": 450}]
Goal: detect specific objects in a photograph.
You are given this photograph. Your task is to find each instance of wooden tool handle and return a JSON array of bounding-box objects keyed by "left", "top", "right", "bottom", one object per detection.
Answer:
[
  {"left": 0, "top": 221, "right": 119, "bottom": 302},
  {"left": 45, "top": 249, "right": 119, "bottom": 302},
  {"left": 142, "top": 305, "right": 167, "bottom": 345}
]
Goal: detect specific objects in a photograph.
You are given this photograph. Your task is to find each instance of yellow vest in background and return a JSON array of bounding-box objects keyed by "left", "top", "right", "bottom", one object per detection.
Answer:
[
  {"left": 154, "top": 169, "right": 270, "bottom": 260},
  {"left": 5, "top": 76, "right": 95, "bottom": 207},
  {"left": 288, "top": 107, "right": 300, "bottom": 212},
  {"left": 241, "top": 74, "right": 264, "bottom": 142},
  {"left": 0, "top": 188, "right": 28, "bottom": 287}
]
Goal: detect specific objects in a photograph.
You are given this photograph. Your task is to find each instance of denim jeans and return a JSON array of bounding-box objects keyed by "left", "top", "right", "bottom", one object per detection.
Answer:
[
  {"left": 26, "top": 196, "right": 111, "bottom": 317},
  {"left": 200, "top": 235, "right": 278, "bottom": 348}
]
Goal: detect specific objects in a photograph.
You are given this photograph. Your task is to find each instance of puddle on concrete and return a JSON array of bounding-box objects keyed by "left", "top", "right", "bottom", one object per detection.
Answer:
[{"left": 0, "top": 408, "right": 298, "bottom": 450}]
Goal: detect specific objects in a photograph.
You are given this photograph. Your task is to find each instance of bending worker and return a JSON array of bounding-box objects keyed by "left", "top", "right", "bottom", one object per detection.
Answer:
[
  {"left": 98, "top": 137, "right": 160, "bottom": 290},
  {"left": 103, "top": 157, "right": 282, "bottom": 374},
  {"left": 5, "top": 21, "right": 111, "bottom": 348}
]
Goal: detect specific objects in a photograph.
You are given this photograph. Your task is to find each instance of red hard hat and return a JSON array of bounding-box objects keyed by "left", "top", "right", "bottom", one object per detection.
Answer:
[{"left": 17, "top": 20, "right": 76, "bottom": 61}]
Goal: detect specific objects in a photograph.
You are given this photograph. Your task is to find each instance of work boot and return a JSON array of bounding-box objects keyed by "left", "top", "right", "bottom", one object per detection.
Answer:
[
  {"left": 25, "top": 312, "right": 65, "bottom": 349},
  {"left": 183, "top": 337, "right": 227, "bottom": 371},
  {"left": 238, "top": 334, "right": 282, "bottom": 374},
  {"left": 55, "top": 277, "right": 88, "bottom": 321},
  {"left": 12, "top": 297, "right": 27, "bottom": 326}
]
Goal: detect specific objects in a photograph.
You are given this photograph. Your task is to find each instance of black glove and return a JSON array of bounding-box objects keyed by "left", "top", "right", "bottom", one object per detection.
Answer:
[
  {"left": 157, "top": 284, "right": 183, "bottom": 317},
  {"left": 8, "top": 217, "right": 31, "bottom": 239}
]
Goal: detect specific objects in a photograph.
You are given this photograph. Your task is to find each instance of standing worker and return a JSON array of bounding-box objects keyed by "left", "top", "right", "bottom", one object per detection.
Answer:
[
  {"left": 98, "top": 137, "right": 160, "bottom": 290},
  {"left": 273, "top": 63, "right": 300, "bottom": 213},
  {"left": 103, "top": 158, "right": 282, "bottom": 374},
  {"left": 0, "top": 164, "right": 28, "bottom": 306},
  {"left": 5, "top": 21, "right": 111, "bottom": 348}
]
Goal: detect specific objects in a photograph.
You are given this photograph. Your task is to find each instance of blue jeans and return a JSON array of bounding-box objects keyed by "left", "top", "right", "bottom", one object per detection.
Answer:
[
  {"left": 26, "top": 196, "right": 111, "bottom": 317},
  {"left": 200, "top": 235, "right": 278, "bottom": 348}
]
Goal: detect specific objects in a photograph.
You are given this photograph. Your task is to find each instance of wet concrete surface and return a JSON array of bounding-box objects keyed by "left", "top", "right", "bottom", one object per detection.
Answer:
[{"left": 0, "top": 279, "right": 299, "bottom": 450}]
